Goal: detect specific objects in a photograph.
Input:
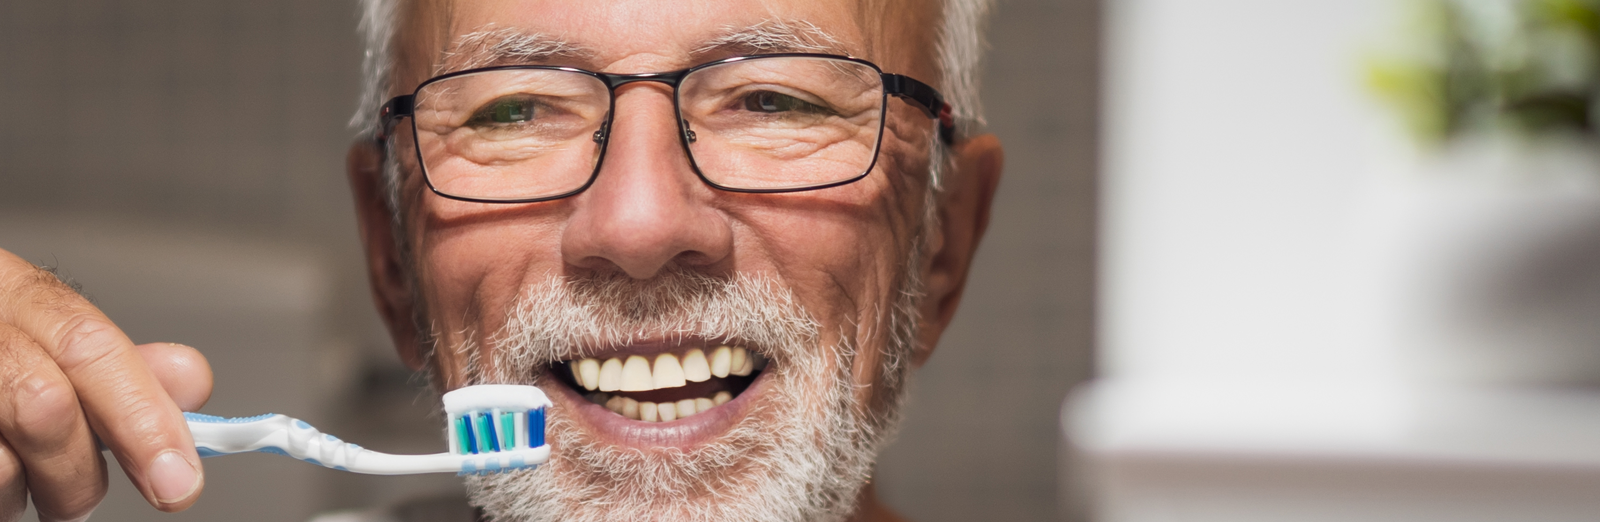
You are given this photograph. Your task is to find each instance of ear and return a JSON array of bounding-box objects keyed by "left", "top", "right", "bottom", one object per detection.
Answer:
[
  {"left": 347, "top": 141, "right": 427, "bottom": 370},
  {"left": 914, "top": 134, "right": 1004, "bottom": 367}
]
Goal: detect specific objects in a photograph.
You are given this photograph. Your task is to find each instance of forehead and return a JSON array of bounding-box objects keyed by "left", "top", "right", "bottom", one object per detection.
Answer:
[{"left": 423, "top": 0, "right": 882, "bottom": 72}]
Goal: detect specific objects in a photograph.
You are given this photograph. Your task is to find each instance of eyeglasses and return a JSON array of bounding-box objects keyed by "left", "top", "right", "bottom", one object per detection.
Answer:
[{"left": 378, "top": 53, "right": 954, "bottom": 204}]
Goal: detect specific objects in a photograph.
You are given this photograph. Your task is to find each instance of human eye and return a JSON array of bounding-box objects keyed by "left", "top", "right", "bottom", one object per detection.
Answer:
[
  {"left": 738, "top": 90, "right": 836, "bottom": 116},
  {"left": 466, "top": 95, "right": 543, "bottom": 128}
]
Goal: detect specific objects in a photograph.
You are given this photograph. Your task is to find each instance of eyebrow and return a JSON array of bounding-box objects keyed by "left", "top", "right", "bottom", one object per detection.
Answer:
[
  {"left": 691, "top": 19, "right": 855, "bottom": 58},
  {"left": 436, "top": 19, "right": 855, "bottom": 76},
  {"left": 436, "top": 26, "right": 596, "bottom": 75}
]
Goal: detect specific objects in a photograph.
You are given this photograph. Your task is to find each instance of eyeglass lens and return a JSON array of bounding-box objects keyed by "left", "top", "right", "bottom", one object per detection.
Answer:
[{"left": 409, "top": 56, "right": 885, "bottom": 201}]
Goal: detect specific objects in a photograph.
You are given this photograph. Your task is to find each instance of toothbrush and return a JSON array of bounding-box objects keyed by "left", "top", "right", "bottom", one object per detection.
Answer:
[{"left": 181, "top": 384, "right": 550, "bottom": 475}]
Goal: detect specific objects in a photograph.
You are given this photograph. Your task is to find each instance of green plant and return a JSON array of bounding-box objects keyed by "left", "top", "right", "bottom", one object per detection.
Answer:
[{"left": 1367, "top": 0, "right": 1600, "bottom": 143}]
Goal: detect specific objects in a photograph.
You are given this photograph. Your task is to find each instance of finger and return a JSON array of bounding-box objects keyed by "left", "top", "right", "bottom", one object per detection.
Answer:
[
  {"left": 0, "top": 251, "right": 202, "bottom": 511},
  {"left": 0, "top": 321, "right": 106, "bottom": 521},
  {"left": 133, "top": 343, "right": 213, "bottom": 412},
  {"left": 0, "top": 436, "right": 25, "bottom": 522}
]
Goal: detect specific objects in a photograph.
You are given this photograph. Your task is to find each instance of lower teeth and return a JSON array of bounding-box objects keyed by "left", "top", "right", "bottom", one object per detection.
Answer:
[{"left": 588, "top": 391, "right": 733, "bottom": 421}]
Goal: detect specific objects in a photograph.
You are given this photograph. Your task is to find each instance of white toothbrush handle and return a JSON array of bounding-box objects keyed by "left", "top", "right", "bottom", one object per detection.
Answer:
[{"left": 184, "top": 412, "right": 548, "bottom": 475}]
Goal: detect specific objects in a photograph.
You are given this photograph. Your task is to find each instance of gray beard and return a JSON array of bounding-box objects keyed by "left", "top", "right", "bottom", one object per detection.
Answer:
[{"left": 450, "top": 266, "right": 924, "bottom": 522}]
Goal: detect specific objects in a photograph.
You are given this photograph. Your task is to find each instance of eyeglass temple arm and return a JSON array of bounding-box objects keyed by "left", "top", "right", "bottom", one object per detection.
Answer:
[
  {"left": 883, "top": 74, "right": 956, "bottom": 145},
  {"left": 375, "top": 95, "right": 417, "bottom": 143}
]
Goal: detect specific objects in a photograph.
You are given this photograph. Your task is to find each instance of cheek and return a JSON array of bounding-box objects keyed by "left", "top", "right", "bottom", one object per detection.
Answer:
[
  {"left": 751, "top": 211, "right": 906, "bottom": 410},
  {"left": 412, "top": 204, "right": 569, "bottom": 336},
  {"left": 731, "top": 183, "right": 922, "bottom": 362},
  {"left": 737, "top": 192, "right": 893, "bottom": 297}
]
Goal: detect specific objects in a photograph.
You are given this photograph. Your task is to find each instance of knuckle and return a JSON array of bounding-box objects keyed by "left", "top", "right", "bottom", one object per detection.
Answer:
[
  {"left": 8, "top": 370, "right": 79, "bottom": 438},
  {"left": 49, "top": 314, "right": 120, "bottom": 368},
  {"left": 114, "top": 397, "right": 175, "bottom": 444}
]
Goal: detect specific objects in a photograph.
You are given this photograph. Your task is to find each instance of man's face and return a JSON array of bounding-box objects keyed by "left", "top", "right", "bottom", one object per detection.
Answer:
[{"left": 350, "top": 0, "right": 1000, "bottom": 520}]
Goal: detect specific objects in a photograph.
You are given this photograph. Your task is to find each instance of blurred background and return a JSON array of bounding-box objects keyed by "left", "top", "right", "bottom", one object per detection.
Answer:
[
  {"left": 1080, "top": 1, "right": 1600, "bottom": 521},
  {"left": 0, "top": 0, "right": 1093, "bottom": 521}
]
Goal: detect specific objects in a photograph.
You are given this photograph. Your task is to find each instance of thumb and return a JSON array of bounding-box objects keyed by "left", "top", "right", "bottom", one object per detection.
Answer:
[{"left": 133, "top": 343, "right": 213, "bottom": 412}]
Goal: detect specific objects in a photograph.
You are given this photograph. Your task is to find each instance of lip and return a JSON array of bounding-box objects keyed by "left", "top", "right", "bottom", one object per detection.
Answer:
[{"left": 544, "top": 356, "right": 773, "bottom": 449}]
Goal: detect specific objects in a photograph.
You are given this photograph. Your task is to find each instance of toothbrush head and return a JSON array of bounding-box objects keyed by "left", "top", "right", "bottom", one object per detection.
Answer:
[{"left": 442, "top": 384, "right": 552, "bottom": 475}]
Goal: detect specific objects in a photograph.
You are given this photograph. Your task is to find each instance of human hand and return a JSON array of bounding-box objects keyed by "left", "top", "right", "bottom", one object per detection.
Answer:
[{"left": 0, "top": 248, "right": 214, "bottom": 521}]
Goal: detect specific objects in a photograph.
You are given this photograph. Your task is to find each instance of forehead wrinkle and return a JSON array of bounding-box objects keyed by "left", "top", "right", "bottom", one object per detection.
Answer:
[
  {"left": 436, "top": 25, "right": 597, "bottom": 75},
  {"left": 692, "top": 18, "right": 857, "bottom": 59}
]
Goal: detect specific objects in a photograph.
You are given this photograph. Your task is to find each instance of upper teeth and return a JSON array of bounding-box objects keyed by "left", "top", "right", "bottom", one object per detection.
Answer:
[
  {"left": 624, "top": 356, "right": 654, "bottom": 391},
  {"left": 568, "top": 346, "right": 763, "bottom": 392}
]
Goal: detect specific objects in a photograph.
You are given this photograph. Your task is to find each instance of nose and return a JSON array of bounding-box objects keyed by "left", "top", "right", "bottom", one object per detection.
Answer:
[{"left": 560, "top": 84, "right": 734, "bottom": 279}]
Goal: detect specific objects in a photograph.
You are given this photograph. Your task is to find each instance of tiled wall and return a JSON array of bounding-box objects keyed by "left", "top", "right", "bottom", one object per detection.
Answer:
[{"left": 0, "top": 1, "right": 1096, "bottom": 520}]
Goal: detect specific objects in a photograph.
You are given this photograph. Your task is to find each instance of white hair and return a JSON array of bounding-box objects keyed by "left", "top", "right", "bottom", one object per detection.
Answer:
[
  {"left": 349, "top": 0, "right": 994, "bottom": 141},
  {"left": 352, "top": 0, "right": 400, "bottom": 137},
  {"left": 934, "top": 0, "right": 992, "bottom": 140}
]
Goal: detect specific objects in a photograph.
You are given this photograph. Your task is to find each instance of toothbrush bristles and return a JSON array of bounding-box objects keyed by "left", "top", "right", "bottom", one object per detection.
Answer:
[
  {"left": 454, "top": 408, "right": 547, "bottom": 454},
  {"left": 438, "top": 385, "right": 551, "bottom": 474},
  {"left": 530, "top": 409, "right": 545, "bottom": 447},
  {"left": 479, "top": 412, "right": 499, "bottom": 452},
  {"left": 501, "top": 412, "right": 516, "bottom": 449}
]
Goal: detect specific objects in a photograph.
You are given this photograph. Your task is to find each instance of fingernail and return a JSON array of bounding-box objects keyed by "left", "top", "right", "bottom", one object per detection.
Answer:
[{"left": 148, "top": 450, "right": 201, "bottom": 504}]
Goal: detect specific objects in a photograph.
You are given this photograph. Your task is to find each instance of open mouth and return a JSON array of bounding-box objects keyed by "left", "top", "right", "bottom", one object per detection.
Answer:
[{"left": 551, "top": 343, "right": 770, "bottom": 423}]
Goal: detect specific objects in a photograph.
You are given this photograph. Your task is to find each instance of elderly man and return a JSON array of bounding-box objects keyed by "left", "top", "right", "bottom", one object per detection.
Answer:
[{"left": 0, "top": 0, "right": 1002, "bottom": 520}]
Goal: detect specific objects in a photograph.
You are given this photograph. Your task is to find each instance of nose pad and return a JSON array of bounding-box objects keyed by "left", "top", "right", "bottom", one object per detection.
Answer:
[
  {"left": 681, "top": 119, "right": 697, "bottom": 143},
  {"left": 592, "top": 120, "right": 610, "bottom": 143}
]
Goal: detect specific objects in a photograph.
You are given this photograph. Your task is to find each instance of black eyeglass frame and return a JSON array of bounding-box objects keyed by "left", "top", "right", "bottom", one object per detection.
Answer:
[{"left": 377, "top": 53, "right": 956, "bottom": 204}]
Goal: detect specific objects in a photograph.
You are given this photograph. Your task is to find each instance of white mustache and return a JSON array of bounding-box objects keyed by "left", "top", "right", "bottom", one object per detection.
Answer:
[{"left": 474, "top": 267, "right": 819, "bottom": 383}]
